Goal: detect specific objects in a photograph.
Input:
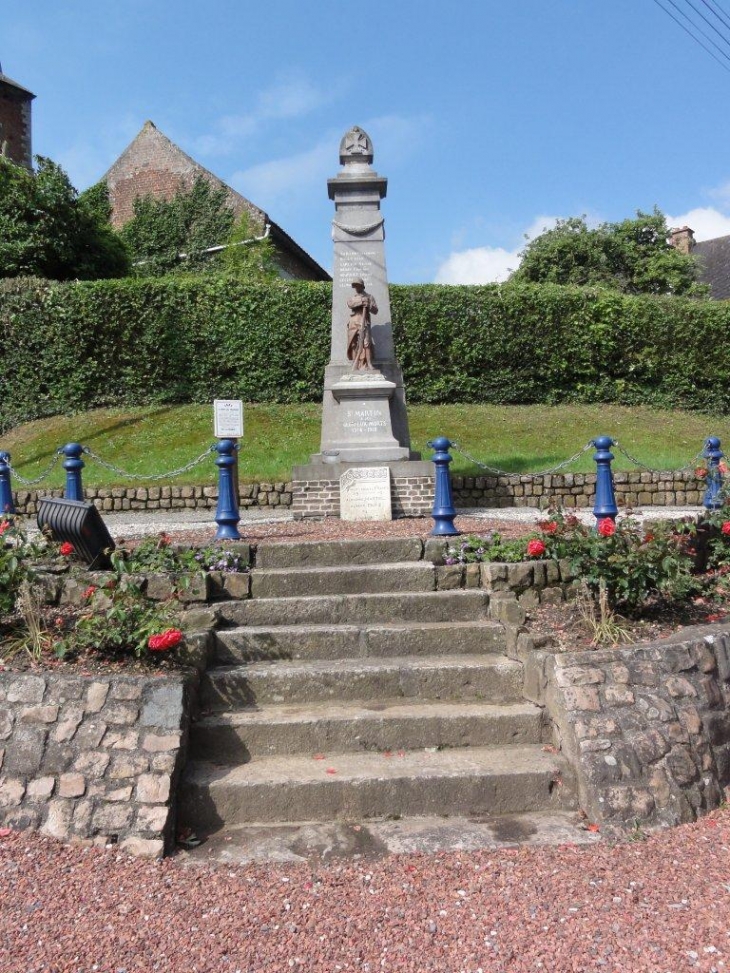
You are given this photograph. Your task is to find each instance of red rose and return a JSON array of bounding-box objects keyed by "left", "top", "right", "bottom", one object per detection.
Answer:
[
  {"left": 148, "top": 628, "right": 183, "bottom": 652},
  {"left": 0, "top": 521, "right": 10, "bottom": 536},
  {"left": 695, "top": 467, "right": 708, "bottom": 479},
  {"left": 643, "top": 533, "right": 654, "bottom": 543},
  {"left": 83, "top": 585, "right": 97, "bottom": 600},
  {"left": 722, "top": 522, "right": 730, "bottom": 536},
  {"left": 538, "top": 520, "right": 558, "bottom": 535},
  {"left": 526, "top": 539, "right": 546, "bottom": 558},
  {"left": 597, "top": 518, "right": 616, "bottom": 537},
  {"left": 59, "top": 541, "right": 74, "bottom": 556}
]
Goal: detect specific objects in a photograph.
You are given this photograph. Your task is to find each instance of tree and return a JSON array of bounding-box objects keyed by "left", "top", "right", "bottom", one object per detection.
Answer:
[
  {"left": 511, "top": 209, "right": 706, "bottom": 297},
  {"left": 0, "top": 156, "right": 129, "bottom": 280}
]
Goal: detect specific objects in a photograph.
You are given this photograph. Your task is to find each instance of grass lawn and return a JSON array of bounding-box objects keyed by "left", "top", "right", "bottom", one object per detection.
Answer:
[{"left": 1, "top": 403, "right": 727, "bottom": 488}]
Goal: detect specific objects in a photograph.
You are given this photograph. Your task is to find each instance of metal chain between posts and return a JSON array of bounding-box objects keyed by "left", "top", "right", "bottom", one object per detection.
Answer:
[
  {"left": 612, "top": 441, "right": 704, "bottom": 474},
  {"left": 81, "top": 445, "right": 216, "bottom": 481},
  {"left": 450, "top": 440, "right": 595, "bottom": 477},
  {"left": 7, "top": 451, "right": 62, "bottom": 485}
]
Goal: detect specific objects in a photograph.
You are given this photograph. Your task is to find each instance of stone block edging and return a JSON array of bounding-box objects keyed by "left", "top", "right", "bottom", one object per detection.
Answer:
[{"left": 10, "top": 468, "right": 708, "bottom": 517}]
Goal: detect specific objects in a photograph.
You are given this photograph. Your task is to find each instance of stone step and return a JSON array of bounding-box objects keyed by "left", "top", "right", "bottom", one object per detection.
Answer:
[
  {"left": 254, "top": 537, "right": 426, "bottom": 570},
  {"left": 214, "top": 620, "right": 506, "bottom": 664},
  {"left": 249, "top": 562, "right": 436, "bottom": 599},
  {"left": 190, "top": 700, "right": 545, "bottom": 762},
  {"left": 179, "top": 745, "right": 575, "bottom": 828},
  {"left": 176, "top": 811, "right": 601, "bottom": 865},
  {"left": 200, "top": 654, "right": 523, "bottom": 711},
  {"left": 217, "top": 590, "right": 489, "bottom": 628}
]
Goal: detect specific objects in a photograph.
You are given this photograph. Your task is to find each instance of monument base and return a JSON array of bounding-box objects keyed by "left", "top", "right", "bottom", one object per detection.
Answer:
[{"left": 292, "top": 459, "right": 434, "bottom": 520}]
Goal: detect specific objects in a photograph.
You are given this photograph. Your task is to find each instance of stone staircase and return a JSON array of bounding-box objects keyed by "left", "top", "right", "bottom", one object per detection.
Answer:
[{"left": 178, "top": 538, "right": 580, "bottom": 858}]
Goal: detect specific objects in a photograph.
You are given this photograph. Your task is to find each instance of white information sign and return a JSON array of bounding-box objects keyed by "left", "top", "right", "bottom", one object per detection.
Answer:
[
  {"left": 339, "top": 467, "right": 392, "bottom": 522},
  {"left": 214, "top": 400, "right": 244, "bottom": 439}
]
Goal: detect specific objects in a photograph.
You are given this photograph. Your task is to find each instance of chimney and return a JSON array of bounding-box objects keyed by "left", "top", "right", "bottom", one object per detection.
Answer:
[{"left": 669, "top": 226, "right": 695, "bottom": 255}]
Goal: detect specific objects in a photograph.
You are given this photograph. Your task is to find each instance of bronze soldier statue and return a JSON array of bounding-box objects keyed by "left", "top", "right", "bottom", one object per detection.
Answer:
[{"left": 346, "top": 277, "right": 378, "bottom": 371}]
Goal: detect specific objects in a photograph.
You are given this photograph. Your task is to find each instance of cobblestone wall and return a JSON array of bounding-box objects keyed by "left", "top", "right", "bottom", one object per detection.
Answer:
[{"left": 0, "top": 672, "right": 196, "bottom": 857}]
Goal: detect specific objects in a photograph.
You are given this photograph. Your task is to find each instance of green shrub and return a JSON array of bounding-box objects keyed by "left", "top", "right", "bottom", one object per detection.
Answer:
[{"left": 3, "top": 275, "right": 730, "bottom": 431}]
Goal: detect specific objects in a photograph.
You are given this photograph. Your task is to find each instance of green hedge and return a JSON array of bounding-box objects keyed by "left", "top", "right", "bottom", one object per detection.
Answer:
[{"left": 2, "top": 275, "right": 730, "bottom": 430}]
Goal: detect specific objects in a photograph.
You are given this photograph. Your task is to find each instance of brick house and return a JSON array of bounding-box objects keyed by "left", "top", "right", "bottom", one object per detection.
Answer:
[
  {"left": 103, "top": 120, "right": 330, "bottom": 281},
  {"left": 669, "top": 225, "right": 730, "bottom": 300},
  {"left": 0, "top": 62, "right": 34, "bottom": 170}
]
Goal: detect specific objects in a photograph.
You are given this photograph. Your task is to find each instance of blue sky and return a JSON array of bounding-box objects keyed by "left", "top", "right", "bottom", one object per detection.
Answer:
[{"left": 5, "top": 0, "right": 730, "bottom": 283}]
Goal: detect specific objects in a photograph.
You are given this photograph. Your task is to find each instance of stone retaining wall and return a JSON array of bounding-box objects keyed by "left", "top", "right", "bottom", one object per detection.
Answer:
[
  {"left": 466, "top": 555, "right": 730, "bottom": 833},
  {"left": 10, "top": 469, "right": 708, "bottom": 518},
  {"left": 515, "top": 627, "right": 730, "bottom": 833},
  {"left": 0, "top": 671, "right": 197, "bottom": 857},
  {"left": 427, "top": 550, "right": 730, "bottom": 833}
]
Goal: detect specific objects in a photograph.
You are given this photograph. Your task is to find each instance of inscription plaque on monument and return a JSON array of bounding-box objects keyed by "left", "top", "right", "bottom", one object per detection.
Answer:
[{"left": 339, "top": 466, "right": 392, "bottom": 521}]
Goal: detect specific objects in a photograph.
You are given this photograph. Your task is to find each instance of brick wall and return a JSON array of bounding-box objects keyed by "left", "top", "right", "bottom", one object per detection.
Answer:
[
  {"left": 105, "top": 121, "right": 265, "bottom": 232},
  {"left": 0, "top": 81, "right": 32, "bottom": 170},
  {"left": 292, "top": 475, "right": 433, "bottom": 519}
]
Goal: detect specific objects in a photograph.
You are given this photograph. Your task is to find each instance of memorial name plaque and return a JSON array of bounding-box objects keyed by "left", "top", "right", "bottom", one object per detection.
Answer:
[
  {"left": 339, "top": 467, "right": 392, "bottom": 521},
  {"left": 214, "top": 400, "right": 244, "bottom": 439}
]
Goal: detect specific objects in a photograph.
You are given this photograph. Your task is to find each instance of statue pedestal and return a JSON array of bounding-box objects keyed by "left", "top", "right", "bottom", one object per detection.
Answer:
[{"left": 314, "top": 368, "right": 410, "bottom": 463}]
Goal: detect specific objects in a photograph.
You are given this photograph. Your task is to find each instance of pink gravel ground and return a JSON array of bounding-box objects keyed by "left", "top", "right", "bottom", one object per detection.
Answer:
[
  {"left": 141, "top": 515, "right": 536, "bottom": 549},
  {"left": 2, "top": 812, "right": 730, "bottom": 973}
]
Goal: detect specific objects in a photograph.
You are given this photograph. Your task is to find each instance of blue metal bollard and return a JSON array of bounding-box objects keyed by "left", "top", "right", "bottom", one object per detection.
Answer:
[
  {"left": 61, "top": 443, "right": 85, "bottom": 501},
  {"left": 0, "top": 452, "right": 15, "bottom": 517},
  {"left": 428, "top": 437, "right": 460, "bottom": 536},
  {"left": 214, "top": 439, "right": 241, "bottom": 541},
  {"left": 703, "top": 436, "right": 724, "bottom": 510},
  {"left": 592, "top": 436, "right": 618, "bottom": 524}
]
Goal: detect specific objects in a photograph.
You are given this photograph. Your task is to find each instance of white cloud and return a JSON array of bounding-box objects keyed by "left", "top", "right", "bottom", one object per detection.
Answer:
[
  {"left": 665, "top": 206, "right": 730, "bottom": 241},
  {"left": 434, "top": 247, "right": 517, "bottom": 284},
  {"left": 434, "top": 214, "right": 559, "bottom": 284},
  {"left": 230, "top": 136, "right": 333, "bottom": 204},
  {"left": 194, "top": 75, "right": 328, "bottom": 157}
]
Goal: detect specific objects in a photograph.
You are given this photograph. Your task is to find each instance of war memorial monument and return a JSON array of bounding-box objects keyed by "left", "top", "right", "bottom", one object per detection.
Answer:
[{"left": 292, "top": 126, "right": 433, "bottom": 520}]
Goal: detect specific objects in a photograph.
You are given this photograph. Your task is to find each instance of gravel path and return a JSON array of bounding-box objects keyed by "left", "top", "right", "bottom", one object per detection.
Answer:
[{"left": 2, "top": 812, "right": 729, "bottom": 972}]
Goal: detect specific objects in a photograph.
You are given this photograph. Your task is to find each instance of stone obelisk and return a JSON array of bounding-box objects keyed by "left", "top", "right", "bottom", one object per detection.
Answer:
[
  {"left": 292, "top": 126, "right": 432, "bottom": 518},
  {"left": 316, "top": 125, "right": 415, "bottom": 462}
]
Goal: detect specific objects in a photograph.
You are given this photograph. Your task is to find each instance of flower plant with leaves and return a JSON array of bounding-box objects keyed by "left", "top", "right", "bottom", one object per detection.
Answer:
[
  {"left": 445, "top": 533, "right": 533, "bottom": 565},
  {"left": 446, "top": 510, "right": 700, "bottom": 615},
  {"left": 112, "top": 534, "right": 248, "bottom": 575},
  {"left": 53, "top": 574, "right": 177, "bottom": 661}
]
